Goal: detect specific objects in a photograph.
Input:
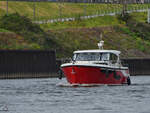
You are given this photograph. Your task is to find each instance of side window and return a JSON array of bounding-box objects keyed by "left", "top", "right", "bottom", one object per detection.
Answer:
[
  {"left": 73, "top": 54, "right": 77, "bottom": 61},
  {"left": 101, "top": 53, "right": 109, "bottom": 61},
  {"left": 110, "top": 54, "right": 118, "bottom": 64}
]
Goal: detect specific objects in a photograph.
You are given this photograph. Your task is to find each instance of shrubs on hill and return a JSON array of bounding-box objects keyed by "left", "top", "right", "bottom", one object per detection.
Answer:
[
  {"left": 117, "top": 12, "right": 150, "bottom": 41},
  {"left": 127, "top": 21, "right": 150, "bottom": 41},
  {"left": 0, "top": 13, "right": 55, "bottom": 50},
  {"left": 117, "top": 13, "right": 132, "bottom": 24},
  {"left": 0, "top": 13, "right": 43, "bottom": 34}
]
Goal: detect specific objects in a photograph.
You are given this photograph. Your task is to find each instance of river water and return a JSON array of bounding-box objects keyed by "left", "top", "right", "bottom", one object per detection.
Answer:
[{"left": 0, "top": 76, "right": 150, "bottom": 113}]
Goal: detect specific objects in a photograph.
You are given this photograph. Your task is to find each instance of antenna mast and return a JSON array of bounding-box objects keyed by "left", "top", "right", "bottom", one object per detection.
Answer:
[{"left": 98, "top": 34, "right": 104, "bottom": 50}]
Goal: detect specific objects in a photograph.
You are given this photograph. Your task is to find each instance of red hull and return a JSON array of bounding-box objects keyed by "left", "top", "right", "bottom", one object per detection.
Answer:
[{"left": 62, "top": 66, "right": 129, "bottom": 84}]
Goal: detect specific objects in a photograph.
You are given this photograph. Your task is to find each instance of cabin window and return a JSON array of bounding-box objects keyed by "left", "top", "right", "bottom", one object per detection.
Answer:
[
  {"left": 101, "top": 53, "right": 109, "bottom": 61},
  {"left": 73, "top": 54, "right": 77, "bottom": 61},
  {"left": 75, "top": 52, "right": 110, "bottom": 61},
  {"left": 75, "top": 53, "right": 101, "bottom": 61},
  {"left": 110, "top": 53, "right": 118, "bottom": 64}
]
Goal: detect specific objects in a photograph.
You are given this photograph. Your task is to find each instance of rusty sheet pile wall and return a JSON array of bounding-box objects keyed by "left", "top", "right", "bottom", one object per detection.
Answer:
[
  {"left": 0, "top": 50, "right": 56, "bottom": 78},
  {"left": 122, "top": 59, "right": 150, "bottom": 76},
  {"left": 0, "top": 50, "right": 149, "bottom": 79}
]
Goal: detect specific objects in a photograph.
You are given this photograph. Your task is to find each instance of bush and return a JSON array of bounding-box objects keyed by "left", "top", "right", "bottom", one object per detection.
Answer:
[
  {"left": 0, "top": 13, "right": 56, "bottom": 50},
  {"left": 127, "top": 20, "right": 150, "bottom": 41},
  {"left": 0, "top": 13, "right": 44, "bottom": 34},
  {"left": 117, "top": 13, "right": 131, "bottom": 23}
]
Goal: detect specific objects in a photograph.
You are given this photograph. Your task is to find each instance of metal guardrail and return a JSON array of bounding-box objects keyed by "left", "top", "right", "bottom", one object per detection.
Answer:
[
  {"left": 0, "top": 0, "right": 149, "bottom": 22},
  {"left": 34, "top": 9, "right": 148, "bottom": 24}
]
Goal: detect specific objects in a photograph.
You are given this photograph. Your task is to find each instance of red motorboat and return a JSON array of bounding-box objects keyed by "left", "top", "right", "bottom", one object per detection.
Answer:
[{"left": 61, "top": 41, "right": 131, "bottom": 85}]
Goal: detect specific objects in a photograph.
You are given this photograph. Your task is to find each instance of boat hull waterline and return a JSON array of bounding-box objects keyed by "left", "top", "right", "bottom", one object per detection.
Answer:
[{"left": 61, "top": 65, "right": 129, "bottom": 85}]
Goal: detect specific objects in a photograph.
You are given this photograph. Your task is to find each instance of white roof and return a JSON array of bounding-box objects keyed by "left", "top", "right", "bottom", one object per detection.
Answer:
[{"left": 74, "top": 50, "right": 121, "bottom": 55}]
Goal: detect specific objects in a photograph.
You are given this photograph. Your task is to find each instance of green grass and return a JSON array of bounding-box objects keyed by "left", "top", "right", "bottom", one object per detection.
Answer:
[
  {"left": 40, "top": 12, "right": 147, "bottom": 30},
  {"left": 0, "top": 1, "right": 150, "bottom": 20},
  {"left": 0, "top": 11, "right": 150, "bottom": 58},
  {"left": 48, "top": 25, "right": 150, "bottom": 58},
  {"left": 0, "top": 28, "right": 10, "bottom": 32},
  {"left": 130, "top": 12, "right": 147, "bottom": 22},
  {"left": 40, "top": 15, "right": 122, "bottom": 30}
]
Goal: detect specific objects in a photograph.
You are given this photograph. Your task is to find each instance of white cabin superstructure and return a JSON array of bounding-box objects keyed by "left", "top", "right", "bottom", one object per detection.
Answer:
[{"left": 72, "top": 49, "right": 122, "bottom": 68}]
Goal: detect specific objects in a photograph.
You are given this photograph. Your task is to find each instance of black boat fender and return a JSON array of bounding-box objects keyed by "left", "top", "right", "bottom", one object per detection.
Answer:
[
  {"left": 58, "top": 68, "right": 63, "bottom": 79},
  {"left": 127, "top": 76, "right": 131, "bottom": 85}
]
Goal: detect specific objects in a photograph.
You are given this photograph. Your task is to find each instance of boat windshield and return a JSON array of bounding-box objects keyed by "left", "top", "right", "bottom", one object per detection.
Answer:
[{"left": 74, "top": 52, "right": 109, "bottom": 61}]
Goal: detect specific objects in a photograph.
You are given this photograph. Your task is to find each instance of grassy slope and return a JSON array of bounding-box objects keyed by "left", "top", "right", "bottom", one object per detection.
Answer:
[
  {"left": 0, "top": 28, "right": 10, "bottom": 32},
  {"left": 0, "top": 1, "right": 121, "bottom": 19},
  {"left": 40, "top": 15, "right": 121, "bottom": 30},
  {"left": 44, "top": 12, "right": 150, "bottom": 58},
  {"left": 1, "top": 24, "right": 150, "bottom": 58},
  {"left": 49, "top": 26, "right": 150, "bottom": 58},
  {"left": 0, "top": 32, "right": 35, "bottom": 49},
  {"left": 0, "top": 7, "right": 150, "bottom": 58},
  {"left": 0, "top": 1, "right": 149, "bottom": 20}
]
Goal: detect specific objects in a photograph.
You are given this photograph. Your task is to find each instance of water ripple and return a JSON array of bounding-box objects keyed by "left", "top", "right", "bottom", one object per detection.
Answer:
[{"left": 0, "top": 76, "right": 149, "bottom": 113}]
